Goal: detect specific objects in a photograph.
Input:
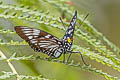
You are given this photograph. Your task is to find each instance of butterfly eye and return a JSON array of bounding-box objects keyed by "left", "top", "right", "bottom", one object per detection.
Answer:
[{"left": 67, "top": 37, "right": 71, "bottom": 43}]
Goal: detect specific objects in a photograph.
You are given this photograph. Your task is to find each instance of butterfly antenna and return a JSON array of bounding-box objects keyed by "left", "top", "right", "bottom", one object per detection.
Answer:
[
  {"left": 59, "top": 17, "right": 66, "bottom": 30},
  {"left": 79, "top": 13, "right": 89, "bottom": 27}
]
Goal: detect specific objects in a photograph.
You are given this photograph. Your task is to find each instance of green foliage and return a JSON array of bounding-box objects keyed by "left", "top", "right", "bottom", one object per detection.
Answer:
[
  {"left": 0, "top": 0, "right": 120, "bottom": 80},
  {"left": 0, "top": 71, "right": 48, "bottom": 80},
  {"left": 0, "top": 53, "right": 119, "bottom": 80}
]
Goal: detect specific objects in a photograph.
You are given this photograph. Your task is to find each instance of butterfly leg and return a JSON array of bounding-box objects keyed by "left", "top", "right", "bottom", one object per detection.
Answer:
[
  {"left": 67, "top": 52, "right": 72, "bottom": 63},
  {"left": 67, "top": 51, "right": 88, "bottom": 66},
  {"left": 63, "top": 53, "right": 65, "bottom": 63}
]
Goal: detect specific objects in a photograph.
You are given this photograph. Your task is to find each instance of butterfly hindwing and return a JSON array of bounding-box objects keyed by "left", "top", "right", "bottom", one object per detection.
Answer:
[
  {"left": 15, "top": 26, "right": 63, "bottom": 58},
  {"left": 62, "top": 11, "right": 77, "bottom": 52}
]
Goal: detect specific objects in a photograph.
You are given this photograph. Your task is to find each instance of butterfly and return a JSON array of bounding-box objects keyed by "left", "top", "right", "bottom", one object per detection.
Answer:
[{"left": 15, "top": 11, "right": 87, "bottom": 65}]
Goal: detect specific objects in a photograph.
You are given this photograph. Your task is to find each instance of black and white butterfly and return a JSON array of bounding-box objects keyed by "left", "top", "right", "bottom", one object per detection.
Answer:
[{"left": 15, "top": 11, "right": 87, "bottom": 65}]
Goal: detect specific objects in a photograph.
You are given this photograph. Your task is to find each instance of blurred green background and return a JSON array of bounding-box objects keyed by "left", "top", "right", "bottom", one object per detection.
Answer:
[
  {"left": 75, "top": 0, "right": 120, "bottom": 48},
  {"left": 0, "top": 0, "right": 120, "bottom": 80}
]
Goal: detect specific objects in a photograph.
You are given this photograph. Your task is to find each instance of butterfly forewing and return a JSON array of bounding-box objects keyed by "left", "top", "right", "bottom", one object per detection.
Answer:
[
  {"left": 62, "top": 11, "right": 77, "bottom": 52},
  {"left": 15, "top": 26, "right": 63, "bottom": 58}
]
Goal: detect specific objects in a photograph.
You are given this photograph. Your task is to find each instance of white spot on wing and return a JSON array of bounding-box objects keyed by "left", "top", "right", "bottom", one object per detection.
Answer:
[
  {"left": 71, "top": 22, "right": 74, "bottom": 26},
  {"left": 54, "top": 50, "right": 62, "bottom": 58},
  {"left": 58, "top": 48, "right": 63, "bottom": 53},
  {"left": 21, "top": 27, "right": 29, "bottom": 29},
  {"left": 39, "top": 42, "right": 50, "bottom": 45},
  {"left": 23, "top": 29, "right": 32, "bottom": 31},
  {"left": 33, "top": 29, "right": 40, "bottom": 33},
  {"left": 53, "top": 37, "right": 59, "bottom": 40},
  {"left": 30, "top": 39, "right": 37, "bottom": 43},
  {"left": 40, "top": 41, "right": 51, "bottom": 43},
  {"left": 58, "top": 41, "right": 61, "bottom": 44},
  {"left": 33, "top": 32, "right": 39, "bottom": 35},
  {"left": 23, "top": 30, "right": 32, "bottom": 33},
  {"left": 74, "top": 15, "right": 77, "bottom": 18},
  {"left": 45, "top": 35, "right": 51, "bottom": 38},
  {"left": 25, "top": 33, "right": 32, "bottom": 36},
  {"left": 31, "top": 40, "right": 37, "bottom": 44},
  {"left": 68, "top": 29, "right": 73, "bottom": 34},
  {"left": 40, "top": 37, "right": 45, "bottom": 39},
  {"left": 34, "top": 43, "right": 38, "bottom": 45},
  {"left": 47, "top": 45, "right": 58, "bottom": 48},
  {"left": 28, "top": 36, "right": 33, "bottom": 39},
  {"left": 40, "top": 45, "right": 47, "bottom": 47},
  {"left": 34, "top": 35, "right": 38, "bottom": 38}
]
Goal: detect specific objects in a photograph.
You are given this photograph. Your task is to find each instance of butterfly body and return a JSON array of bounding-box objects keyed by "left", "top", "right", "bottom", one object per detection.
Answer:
[{"left": 15, "top": 11, "right": 77, "bottom": 58}]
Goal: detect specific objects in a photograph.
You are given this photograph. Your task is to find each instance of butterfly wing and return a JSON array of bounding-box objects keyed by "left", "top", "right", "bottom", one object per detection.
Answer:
[
  {"left": 15, "top": 26, "right": 63, "bottom": 58},
  {"left": 62, "top": 11, "right": 77, "bottom": 52}
]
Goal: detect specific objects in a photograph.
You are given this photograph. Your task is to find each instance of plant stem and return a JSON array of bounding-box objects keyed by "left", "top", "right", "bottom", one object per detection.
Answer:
[{"left": 0, "top": 50, "right": 20, "bottom": 80}]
